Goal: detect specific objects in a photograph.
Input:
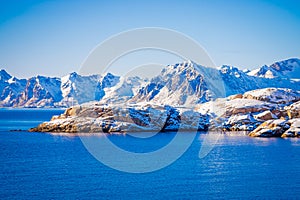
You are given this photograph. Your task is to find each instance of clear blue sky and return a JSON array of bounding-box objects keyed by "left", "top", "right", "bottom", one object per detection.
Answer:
[{"left": 0, "top": 0, "right": 299, "bottom": 78}]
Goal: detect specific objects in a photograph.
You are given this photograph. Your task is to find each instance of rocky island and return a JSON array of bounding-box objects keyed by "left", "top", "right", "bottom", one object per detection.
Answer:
[{"left": 29, "top": 87, "right": 300, "bottom": 137}]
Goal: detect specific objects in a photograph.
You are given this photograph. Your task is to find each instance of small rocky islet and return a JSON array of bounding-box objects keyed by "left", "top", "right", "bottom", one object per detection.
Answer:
[{"left": 30, "top": 87, "right": 300, "bottom": 138}]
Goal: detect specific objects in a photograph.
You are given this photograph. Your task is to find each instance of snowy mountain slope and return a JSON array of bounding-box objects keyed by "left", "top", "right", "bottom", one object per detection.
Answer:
[
  {"left": 60, "top": 72, "right": 103, "bottom": 106},
  {"left": 248, "top": 58, "right": 300, "bottom": 79},
  {"left": 131, "top": 60, "right": 300, "bottom": 106},
  {"left": 0, "top": 70, "right": 27, "bottom": 107},
  {"left": 17, "top": 76, "right": 63, "bottom": 107},
  {"left": 131, "top": 61, "right": 224, "bottom": 106},
  {"left": 94, "top": 72, "right": 120, "bottom": 101},
  {"left": 99, "top": 76, "right": 147, "bottom": 104},
  {"left": 0, "top": 69, "right": 12, "bottom": 82},
  {"left": 220, "top": 64, "right": 300, "bottom": 95},
  {"left": 0, "top": 70, "right": 145, "bottom": 107}
]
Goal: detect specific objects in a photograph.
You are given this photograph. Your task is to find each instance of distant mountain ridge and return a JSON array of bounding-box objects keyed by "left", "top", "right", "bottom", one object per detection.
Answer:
[
  {"left": 0, "top": 71, "right": 145, "bottom": 107},
  {"left": 1, "top": 58, "right": 299, "bottom": 107},
  {"left": 130, "top": 59, "right": 300, "bottom": 106},
  {"left": 247, "top": 58, "right": 300, "bottom": 79}
]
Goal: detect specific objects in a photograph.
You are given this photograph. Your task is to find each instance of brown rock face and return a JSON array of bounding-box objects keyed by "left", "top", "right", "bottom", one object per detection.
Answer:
[
  {"left": 282, "top": 118, "right": 300, "bottom": 137},
  {"left": 29, "top": 121, "right": 78, "bottom": 133},
  {"left": 65, "top": 106, "right": 82, "bottom": 116},
  {"left": 29, "top": 104, "right": 206, "bottom": 133},
  {"left": 285, "top": 101, "right": 300, "bottom": 119},
  {"left": 229, "top": 94, "right": 243, "bottom": 100},
  {"left": 249, "top": 119, "right": 290, "bottom": 137},
  {"left": 227, "top": 106, "right": 268, "bottom": 116},
  {"left": 254, "top": 111, "right": 277, "bottom": 121}
]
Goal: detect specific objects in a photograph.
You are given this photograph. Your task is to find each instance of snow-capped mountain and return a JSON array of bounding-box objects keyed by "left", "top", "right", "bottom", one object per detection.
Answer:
[
  {"left": 131, "top": 60, "right": 300, "bottom": 106},
  {"left": 99, "top": 75, "right": 147, "bottom": 104},
  {"left": 219, "top": 64, "right": 300, "bottom": 95},
  {"left": 0, "top": 69, "right": 12, "bottom": 81},
  {"left": 0, "top": 58, "right": 299, "bottom": 107},
  {"left": 0, "top": 70, "right": 27, "bottom": 107},
  {"left": 0, "top": 70, "right": 146, "bottom": 107},
  {"left": 131, "top": 61, "right": 223, "bottom": 106},
  {"left": 94, "top": 72, "right": 120, "bottom": 101},
  {"left": 60, "top": 72, "right": 101, "bottom": 106},
  {"left": 17, "top": 76, "right": 62, "bottom": 107},
  {"left": 248, "top": 58, "right": 300, "bottom": 79}
]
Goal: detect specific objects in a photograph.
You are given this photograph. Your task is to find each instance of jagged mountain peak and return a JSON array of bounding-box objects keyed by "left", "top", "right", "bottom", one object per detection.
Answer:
[
  {"left": 61, "top": 72, "right": 78, "bottom": 84},
  {"left": 248, "top": 58, "right": 300, "bottom": 79},
  {"left": 131, "top": 61, "right": 220, "bottom": 106},
  {"left": 270, "top": 58, "right": 300, "bottom": 70},
  {"left": 163, "top": 60, "right": 203, "bottom": 74},
  {"left": 0, "top": 69, "right": 12, "bottom": 81},
  {"left": 220, "top": 65, "right": 242, "bottom": 73},
  {"left": 101, "top": 72, "right": 117, "bottom": 78},
  {"left": 220, "top": 65, "right": 239, "bottom": 71},
  {"left": 60, "top": 72, "right": 101, "bottom": 105},
  {"left": 98, "top": 75, "right": 147, "bottom": 104},
  {"left": 98, "top": 72, "right": 120, "bottom": 88},
  {"left": 68, "top": 71, "right": 79, "bottom": 79}
]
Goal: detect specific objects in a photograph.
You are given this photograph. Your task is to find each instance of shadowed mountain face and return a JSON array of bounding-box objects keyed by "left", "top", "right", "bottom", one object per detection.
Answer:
[{"left": 0, "top": 58, "right": 299, "bottom": 107}]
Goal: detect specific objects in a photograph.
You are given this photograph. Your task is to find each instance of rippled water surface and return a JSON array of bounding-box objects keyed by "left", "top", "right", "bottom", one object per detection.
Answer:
[{"left": 1, "top": 109, "right": 300, "bottom": 199}]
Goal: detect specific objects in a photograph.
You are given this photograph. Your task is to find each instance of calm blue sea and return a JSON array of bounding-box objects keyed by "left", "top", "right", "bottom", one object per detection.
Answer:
[{"left": 1, "top": 108, "right": 300, "bottom": 199}]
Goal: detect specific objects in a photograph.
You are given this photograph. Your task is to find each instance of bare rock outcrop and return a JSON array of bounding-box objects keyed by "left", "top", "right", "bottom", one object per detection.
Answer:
[
  {"left": 29, "top": 103, "right": 208, "bottom": 133},
  {"left": 249, "top": 119, "right": 290, "bottom": 137},
  {"left": 281, "top": 118, "right": 300, "bottom": 137},
  {"left": 285, "top": 101, "right": 300, "bottom": 119}
]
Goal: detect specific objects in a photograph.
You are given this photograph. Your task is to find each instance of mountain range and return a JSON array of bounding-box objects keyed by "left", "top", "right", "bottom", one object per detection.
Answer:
[{"left": 1, "top": 58, "right": 299, "bottom": 108}]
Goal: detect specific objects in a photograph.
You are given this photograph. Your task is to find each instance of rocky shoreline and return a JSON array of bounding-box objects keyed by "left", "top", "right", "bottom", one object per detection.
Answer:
[
  {"left": 29, "top": 88, "right": 300, "bottom": 138},
  {"left": 29, "top": 103, "right": 209, "bottom": 133}
]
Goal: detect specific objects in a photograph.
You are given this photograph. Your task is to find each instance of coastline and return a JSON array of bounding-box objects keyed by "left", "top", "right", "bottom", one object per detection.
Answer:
[{"left": 27, "top": 88, "right": 300, "bottom": 138}]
